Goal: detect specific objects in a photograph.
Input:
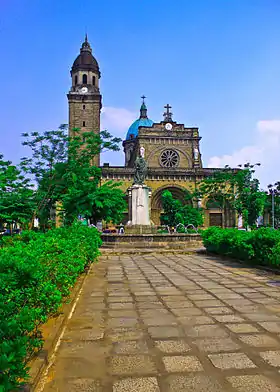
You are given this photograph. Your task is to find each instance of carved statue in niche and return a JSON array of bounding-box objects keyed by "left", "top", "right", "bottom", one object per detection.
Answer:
[{"left": 194, "top": 147, "right": 199, "bottom": 161}]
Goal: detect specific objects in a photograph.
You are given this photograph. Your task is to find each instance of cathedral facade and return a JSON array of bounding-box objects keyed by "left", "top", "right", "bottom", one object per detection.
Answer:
[{"left": 68, "top": 37, "right": 235, "bottom": 227}]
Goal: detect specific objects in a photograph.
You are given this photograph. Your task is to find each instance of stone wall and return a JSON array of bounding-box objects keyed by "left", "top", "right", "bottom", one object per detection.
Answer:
[{"left": 101, "top": 233, "right": 203, "bottom": 249}]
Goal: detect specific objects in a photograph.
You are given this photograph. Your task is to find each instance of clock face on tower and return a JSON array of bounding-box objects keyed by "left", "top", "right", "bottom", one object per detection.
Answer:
[
  {"left": 165, "top": 123, "right": 172, "bottom": 131},
  {"left": 80, "top": 87, "right": 88, "bottom": 94}
]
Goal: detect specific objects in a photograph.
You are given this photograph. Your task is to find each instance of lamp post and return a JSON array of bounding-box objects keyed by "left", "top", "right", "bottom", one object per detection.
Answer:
[
  {"left": 272, "top": 190, "right": 275, "bottom": 229},
  {"left": 268, "top": 183, "right": 278, "bottom": 229}
]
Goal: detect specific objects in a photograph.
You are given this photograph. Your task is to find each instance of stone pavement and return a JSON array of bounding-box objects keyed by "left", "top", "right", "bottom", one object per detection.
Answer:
[{"left": 41, "top": 253, "right": 280, "bottom": 391}]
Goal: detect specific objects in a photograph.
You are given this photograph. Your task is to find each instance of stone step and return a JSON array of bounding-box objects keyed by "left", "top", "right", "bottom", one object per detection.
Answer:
[
  {"left": 101, "top": 247, "right": 206, "bottom": 255},
  {"left": 101, "top": 242, "right": 202, "bottom": 249}
]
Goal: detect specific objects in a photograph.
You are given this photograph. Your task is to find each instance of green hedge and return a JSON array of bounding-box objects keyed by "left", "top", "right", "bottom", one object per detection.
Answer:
[
  {"left": 0, "top": 224, "right": 101, "bottom": 391},
  {"left": 201, "top": 227, "right": 280, "bottom": 267}
]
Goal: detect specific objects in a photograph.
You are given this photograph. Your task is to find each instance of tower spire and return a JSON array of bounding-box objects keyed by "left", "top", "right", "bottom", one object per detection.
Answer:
[
  {"left": 140, "top": 95, "right": 147, "bottom": 118},
  {"left": 81, "top": 33, "right": 92, "bottom": 52}
]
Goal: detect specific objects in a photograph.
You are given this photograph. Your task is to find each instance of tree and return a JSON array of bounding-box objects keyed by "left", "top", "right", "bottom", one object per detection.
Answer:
[
  {"left": 198, "top": 163, "right": 266, "bottom": 228},
  {"left": 161, "top": 190, "right": 204, "bottom": 228},
  {"left": 21, "top": 126, "right": 125, "bottom": 227},
  {"left": 0, "top": 154, "right": 35, "bottom": 232},
  {"left": 198, "top": 166, "right": 237, "bottom": 221},
  {"left": 20, "top": 125, "right": 69, "bottom": 228},
  {"left": 235, "top": 175, "right": 266, "bottom": 228},
  {"left": 59, "top": 130, "right": 125, "bottom": 225}
]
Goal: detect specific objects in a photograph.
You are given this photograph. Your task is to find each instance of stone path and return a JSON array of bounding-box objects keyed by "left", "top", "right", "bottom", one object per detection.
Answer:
[{"left": 41, "top": 253, "right": 280, "bottom": 391}]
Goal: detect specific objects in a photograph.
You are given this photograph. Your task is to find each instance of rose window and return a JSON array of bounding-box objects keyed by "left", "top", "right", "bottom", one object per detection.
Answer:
[{"left": 160, "top": 149, "right": 179, "bottom": 168}]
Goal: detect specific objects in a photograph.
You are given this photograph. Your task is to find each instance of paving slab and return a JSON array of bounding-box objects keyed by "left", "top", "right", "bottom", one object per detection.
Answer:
[
  {"left": 227, "top": 375, "right": 280, "bottom": 392},
  {"left": 113, "top": 377, "right": 160, "bottom": 392},
  {"left": 40, "top": 252, "right": 280, "bottom": 391},
  {"left": 162, "top": 355, "right": 203, "bottom": 372}
]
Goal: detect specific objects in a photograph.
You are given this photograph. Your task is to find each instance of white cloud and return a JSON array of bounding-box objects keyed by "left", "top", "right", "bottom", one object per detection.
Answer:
[
  {"left": 101, "top": 106, "right": 136, "bottom": 138},
  {"left": 258, "top": 120, "right": 280, "bottom": 134},
  {"left": 100, "top": 106, "right": 136, "bottom": 166},
  {"left": 207, "top": 120, "right": 280, "bottom": 188}
]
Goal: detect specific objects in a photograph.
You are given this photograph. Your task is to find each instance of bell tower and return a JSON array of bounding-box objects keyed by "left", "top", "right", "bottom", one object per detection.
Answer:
[{"left": 67, "top": 35, "right": 102, "bottom": 166}]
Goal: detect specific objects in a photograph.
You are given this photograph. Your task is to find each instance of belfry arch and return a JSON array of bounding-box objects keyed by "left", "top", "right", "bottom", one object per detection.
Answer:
[{"left": 151, "top": 185, "right": 192, "bottom": 225}]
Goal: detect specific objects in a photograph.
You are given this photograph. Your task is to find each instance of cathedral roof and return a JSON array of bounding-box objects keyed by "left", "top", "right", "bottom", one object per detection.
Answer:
[
  {"left": 71, "top": 35, "right": 100, "bottom": 76},
  {"left": 126, "top": 97, "right": 153, "bottom": 140}
]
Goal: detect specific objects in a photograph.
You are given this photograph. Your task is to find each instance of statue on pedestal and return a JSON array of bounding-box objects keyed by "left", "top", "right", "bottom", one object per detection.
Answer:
[
  {"left": 128, "top": 146, "right": 151, "bottom": 227},
  {"left": 133, "top": 146, "right": 147, "bottom": 185}
]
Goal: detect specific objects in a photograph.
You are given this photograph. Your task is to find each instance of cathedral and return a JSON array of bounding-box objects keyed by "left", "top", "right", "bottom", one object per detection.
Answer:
[{"left": 68, "top": 36, "right": 234, "bottom": 227}]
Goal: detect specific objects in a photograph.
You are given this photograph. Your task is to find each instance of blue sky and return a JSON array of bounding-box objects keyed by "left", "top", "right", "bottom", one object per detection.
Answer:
[{"left": 1, "top": 0, "right": 280, "bottom": 188}]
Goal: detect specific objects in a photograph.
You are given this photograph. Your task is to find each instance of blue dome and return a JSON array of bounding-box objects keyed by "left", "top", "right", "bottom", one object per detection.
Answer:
[
  {"left": 126, "top": 99, "right": 153, "bottom": 140},
  {"left": 126, "top": 117, "right": 153, "bottom": 140}
]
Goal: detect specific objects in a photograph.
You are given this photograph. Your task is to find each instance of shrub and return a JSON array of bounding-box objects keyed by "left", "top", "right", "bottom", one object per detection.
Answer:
[
  {"left": 0, "top": 224, "right": 101, "bottom": 391},
  {"left": 201, "top": 227, "right": 280, "bottom": 266},
  {"left": 246, "top": 228, "right": 280, "bottom": 265},
  {"left": 270, "top": 242, "right": 280, "bottom": 266}
]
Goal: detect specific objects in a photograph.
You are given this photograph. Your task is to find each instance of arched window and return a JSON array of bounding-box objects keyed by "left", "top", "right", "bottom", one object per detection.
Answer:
[
  {"left": 83, "top": 121, "right": 86, "bottom": 127},
  {"left": 74, "top": 75, "right": 78, "bottom": 85},
  {"left": 82, "top": 74, "right": 87, "bottom": 84},
  {"left": 83, "top": 104, "right": 86, "bottom": 110},
  {"left": 92, "top": 75, "right": 96, "bottom": 86}
]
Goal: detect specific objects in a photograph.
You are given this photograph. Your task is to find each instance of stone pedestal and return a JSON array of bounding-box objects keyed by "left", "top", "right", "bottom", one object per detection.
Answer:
[{"left": 128, "top": 184, "right": 151, "bottom": 226}]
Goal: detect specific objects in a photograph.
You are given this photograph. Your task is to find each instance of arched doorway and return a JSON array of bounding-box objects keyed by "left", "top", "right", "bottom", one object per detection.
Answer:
[
  {"left": 206, "top": 197, "right": 235, "bottom": 228},
  {"left": 206, "top": 197, "right": 223, "bottom": 227},
  {"left": 151, "top": 186, "right": 192, "bottom": 225}
]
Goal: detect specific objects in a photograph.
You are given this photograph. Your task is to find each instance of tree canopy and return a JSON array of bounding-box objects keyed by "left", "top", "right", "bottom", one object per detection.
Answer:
[
  {"left": 198, "top": 164, "right": 266, "bottom": 228},
  {"left": 0, "top": 154, "right": 35, "bottom": 231},
  {"left": 0, "top": 126, "right": 126, "bottom": 230}
]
